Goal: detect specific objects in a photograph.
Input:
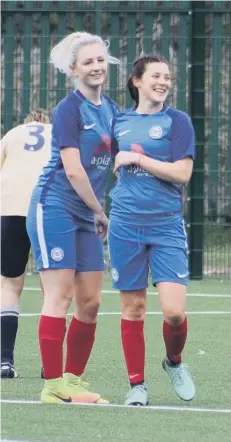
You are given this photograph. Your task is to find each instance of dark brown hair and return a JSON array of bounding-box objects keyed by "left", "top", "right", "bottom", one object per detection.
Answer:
[
  {"left": 24, "top": 108, "right": 50, "bottom": 124},
  {"left": 127, "top": 53, "right": 169, "bottom": 106}
]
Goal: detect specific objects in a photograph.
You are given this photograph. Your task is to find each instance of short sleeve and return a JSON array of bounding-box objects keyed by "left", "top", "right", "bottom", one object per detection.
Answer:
[
  {"left": 52, "top": 101, "right": 82, "bottom": 150},
  {"left": 171, "top": 113, "right": 196, "bottom": 162}
]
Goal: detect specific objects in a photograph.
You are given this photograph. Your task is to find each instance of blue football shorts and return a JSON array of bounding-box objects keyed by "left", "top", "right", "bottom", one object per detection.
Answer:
[
  {"left": 26, "top": 202, "right": 105, "bottom": 272},
  {"left": 108, "top": 216, "right": 188, "bottom": 290}
]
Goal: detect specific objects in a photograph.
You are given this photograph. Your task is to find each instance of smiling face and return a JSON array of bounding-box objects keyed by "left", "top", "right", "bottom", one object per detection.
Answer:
[
  {"left": 73, "top": 43, "right": 108, "bottom": 88},
  {"left": 133, "top": 62, "right": 171, "bottom": 104}
]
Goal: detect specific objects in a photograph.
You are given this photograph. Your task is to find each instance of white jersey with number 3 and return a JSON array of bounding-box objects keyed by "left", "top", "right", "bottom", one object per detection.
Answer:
[{"left": 1, "top": 122, "right": 51, "bottom": 216}]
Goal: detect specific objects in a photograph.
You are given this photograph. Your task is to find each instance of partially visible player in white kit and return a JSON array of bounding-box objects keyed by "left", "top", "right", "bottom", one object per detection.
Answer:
[{"left": 1, "top": 109, "right": 51, "bottom": 378}]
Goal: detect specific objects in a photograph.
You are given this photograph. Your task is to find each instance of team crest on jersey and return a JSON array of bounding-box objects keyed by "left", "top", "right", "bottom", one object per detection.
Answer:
[
  {"left": 149, "top": 125, "right": 163, "bottom": 139},
  {"left": 91, "top": 135, "right": 111, "bottom": 171},
  {"left": 51, "top": 247, "right": 64, "bottom": 261},
  {"left": 111, "top": 268, "right": 119, "bottom": 282}
]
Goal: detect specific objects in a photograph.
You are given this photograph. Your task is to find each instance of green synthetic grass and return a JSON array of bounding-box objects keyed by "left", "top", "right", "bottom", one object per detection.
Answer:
[
  {"left": 1, "top": 276, "right": 231, "bottom": 442},
  {"left": 1, "top": 405, "right": 231, "bottom": 442}
]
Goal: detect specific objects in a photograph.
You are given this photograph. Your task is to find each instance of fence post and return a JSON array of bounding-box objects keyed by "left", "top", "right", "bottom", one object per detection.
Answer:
[
  {"left": 94, "top": 0, "right": 101, "bottom": 34},
  {"left": 188, "top": 1, "right": 205, "bottom": 279},
  {"left": 3, "top": 13, "right": 14, "bottom": 133}
]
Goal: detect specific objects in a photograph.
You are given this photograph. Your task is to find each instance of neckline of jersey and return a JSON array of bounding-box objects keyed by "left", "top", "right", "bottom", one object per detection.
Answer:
[
  {"left": 73, "top": 89, "right": 103, "bottom": 109},
  {"left": 132, "top": 103, "right": 169, "bottom": 116}
]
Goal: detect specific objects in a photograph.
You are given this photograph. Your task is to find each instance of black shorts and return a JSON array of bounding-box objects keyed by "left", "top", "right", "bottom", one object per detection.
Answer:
[{"left": 1, "top": 216, "right": 31, "bottom": 278}]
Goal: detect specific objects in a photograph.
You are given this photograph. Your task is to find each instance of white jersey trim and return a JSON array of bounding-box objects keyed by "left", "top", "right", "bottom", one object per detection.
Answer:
[{"left": 36, "top": 203, "right": 49, "bottom": 269}]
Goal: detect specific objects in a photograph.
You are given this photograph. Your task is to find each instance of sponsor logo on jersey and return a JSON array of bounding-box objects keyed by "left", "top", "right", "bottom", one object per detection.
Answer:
[
  {"left": 131, "top": 143, "right": 145, "bottom": 154},
  {"left": 91, "top": 135, "right": 111, "bottom": 170},
  {"left": 118, "top": 129, "right": 131, "bottom": 137},
  {"left": 128, "top": 143, "right": 151, "bottom": 176},
  {"left": 177, "top": 272, "right": 188, "bottom": 279},
  {"left": 84, "top": 123, "right": 96, "bottom": 130},
  {"left": 126, "top": 164, "right": 151, "bottom": 176}
]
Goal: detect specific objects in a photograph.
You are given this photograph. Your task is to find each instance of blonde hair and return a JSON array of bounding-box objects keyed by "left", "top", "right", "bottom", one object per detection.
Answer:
[
  {"left": 24, "top": 108, "right": 50, "bottom": 124},
  {"left": 50, "top": 32, "right": 121, "bottom": 77}
]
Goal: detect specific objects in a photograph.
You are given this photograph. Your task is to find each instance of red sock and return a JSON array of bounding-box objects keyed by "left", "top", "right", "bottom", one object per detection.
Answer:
[
  {"left": 39, "top": 315, "right": 66, "bottom": 380},
  {"left": 64, "top": 317, "right": 96, "bottom": 376},
  {"left": 163, "top": 316, "right": 187, "bottom": 364},
  {"left": 121, "top": 318, "right": 145, "bottom": 384}
]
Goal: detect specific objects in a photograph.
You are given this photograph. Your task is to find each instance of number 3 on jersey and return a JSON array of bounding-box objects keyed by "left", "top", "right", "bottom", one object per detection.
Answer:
[{"left": 24, "top": 125, "right": 45, "bottom": 151}]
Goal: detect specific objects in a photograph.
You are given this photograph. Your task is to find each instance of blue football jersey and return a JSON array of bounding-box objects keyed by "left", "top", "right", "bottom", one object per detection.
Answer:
[
  {"left": 31, "top": 90, "right": 119, "bottom": 223},
  {"left": 110, "top": 105, "right": 195, "bottom": 225}
]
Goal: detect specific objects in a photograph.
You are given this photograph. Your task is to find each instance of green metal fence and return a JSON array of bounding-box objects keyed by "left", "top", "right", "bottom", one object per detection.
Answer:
[{"left": 1, "top": 0, "right": 231, "bottom": 279}]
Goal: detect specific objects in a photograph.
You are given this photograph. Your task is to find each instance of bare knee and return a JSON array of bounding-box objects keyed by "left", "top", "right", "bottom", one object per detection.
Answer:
[
  {"left": 43, "top": 289, "right": 73, "bottom": 317},
  {"left": 40, "top": 270, "right": 75, "bottom": 317},
  {"left": 121, "top": 290, "right": 146, "bottom": 321},
  {"left": 86, "top": 297, "right": 101, "bottom": 321},
  {"left": 76, "top": 293, "right": 100, "bottom": 323},
  {"left": 158, "top": 282, "right": 186, "bottom": 326},
  {"left": 164, "top": 310, "right": 185, "bottom": 326},
  {"left": 1, "top": 275, "right": 24, "bottom": 307},
  {"left": 74, "top": 271, "right": 103, "bottom": 323}
]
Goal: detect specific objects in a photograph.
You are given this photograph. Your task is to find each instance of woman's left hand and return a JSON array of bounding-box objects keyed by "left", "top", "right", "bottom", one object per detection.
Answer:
[{"left": 113, "top": 151, "right": 140, "bottom": 173}]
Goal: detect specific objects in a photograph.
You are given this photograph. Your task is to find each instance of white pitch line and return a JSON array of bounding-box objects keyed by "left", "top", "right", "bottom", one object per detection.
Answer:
[
  {"left": 1, "top": 399, "right": 231, "bottom": 413},
  {"left": 18, "top": 311, "right": 231, "bottom": 317},
  {"left": 2, "top": 439, "right": 54, "bottom": 442},
  {"left": 23, "top": 287, "right": 231, "bottom": 298}
]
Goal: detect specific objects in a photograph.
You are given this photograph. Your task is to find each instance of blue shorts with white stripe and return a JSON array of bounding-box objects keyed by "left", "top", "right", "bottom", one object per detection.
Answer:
[{"left": 26, "top": 202, "right": 105, "bottom": 272}]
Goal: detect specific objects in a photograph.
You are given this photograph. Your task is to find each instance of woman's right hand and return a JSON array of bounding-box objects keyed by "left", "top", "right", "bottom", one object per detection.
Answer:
[{"left": 94, "top": 210, "right": 108, "bottom": 241}]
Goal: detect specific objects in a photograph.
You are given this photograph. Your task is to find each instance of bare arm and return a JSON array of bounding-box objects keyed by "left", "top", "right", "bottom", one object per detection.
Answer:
[
  {"left": 61, "top": 147, "right": 103, "bottom": 214},
  {"left": 114, "top": 112, "right": 195, "bottom": 185},
  {"left": 114, "top": 151, "right": 193, "bottom": 184},
  {"left": 139, "top": 155, "right": 193, "bottom": 184}
]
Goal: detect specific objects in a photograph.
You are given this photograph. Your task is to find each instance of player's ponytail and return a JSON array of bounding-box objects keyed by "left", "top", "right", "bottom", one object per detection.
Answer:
[
  {"left": 50, "top": 31, "right": 121, "bottom": 77},
  {"left": 127, "top": 75, "right": 139, "bottom": 106},
  {"left": 127, "top": 53, "right": 169, "bottom": 106}
]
